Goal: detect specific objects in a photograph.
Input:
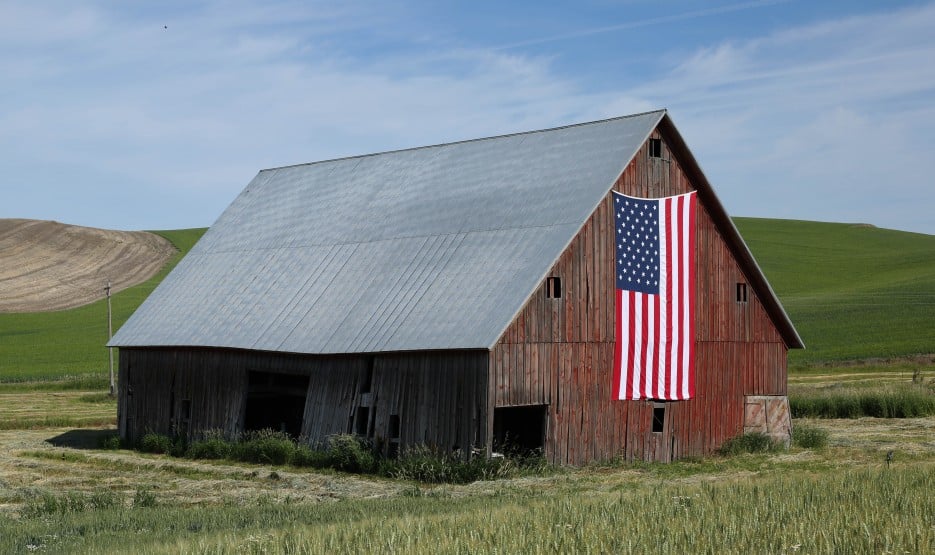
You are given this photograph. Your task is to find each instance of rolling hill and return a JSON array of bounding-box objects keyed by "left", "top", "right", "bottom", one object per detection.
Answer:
[
  {"left": 0, "top": 218, "right": 931, "bottom": 380},
  {"left": 0, "top": 227, "right": 206, "bottom": 381},
  {"left": 734, "top": 218, "right": 935, "bottom": 366},
  {"left": 0, "top": 219, "right": 176, "bottom": 312}
]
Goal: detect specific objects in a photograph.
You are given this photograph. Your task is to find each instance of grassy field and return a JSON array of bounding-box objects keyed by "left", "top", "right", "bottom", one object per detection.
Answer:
[
  {"left": 0, "top": 228, "right": 206, "bottom": 382},
  {"left": 735, "top": 218, "right": 935, "bottom": 366},
  {"left": 0, "top": 370, "right": 932, "bottom": 553}
]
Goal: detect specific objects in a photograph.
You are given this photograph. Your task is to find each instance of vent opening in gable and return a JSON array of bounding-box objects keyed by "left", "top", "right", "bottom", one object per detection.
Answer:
[
  {"left": 649, "top": 138, "right": 663, "bottom": 158},
  {"left": 546, "top": 276, "right": 562, "bottom": 299},
  {"left": 736, "top": 282, "right": 748, "bottom": 303}
]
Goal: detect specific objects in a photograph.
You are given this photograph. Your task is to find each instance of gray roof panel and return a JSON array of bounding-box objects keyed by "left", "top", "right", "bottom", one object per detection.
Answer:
[{"left": 111, "top": 111, "right": 669, "bottom": 352}]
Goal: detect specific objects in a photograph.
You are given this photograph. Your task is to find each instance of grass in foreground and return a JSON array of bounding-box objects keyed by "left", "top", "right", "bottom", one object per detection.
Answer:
[
  {"left": 0, "top": 229, "right": 206, "bottom": 381},
  {"left": 2, "top": 465, "right": 931, "bottom": 554}
]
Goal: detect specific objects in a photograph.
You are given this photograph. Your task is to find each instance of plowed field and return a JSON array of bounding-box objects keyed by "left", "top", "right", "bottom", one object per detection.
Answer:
[{"left": 0, "top": 219, "right": 175, "bottom": 312}]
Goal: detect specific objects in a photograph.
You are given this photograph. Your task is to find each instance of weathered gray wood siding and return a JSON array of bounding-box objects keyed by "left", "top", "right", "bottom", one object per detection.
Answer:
[{"left": 118, "top": 348, "right": 488, "bottom": 456}]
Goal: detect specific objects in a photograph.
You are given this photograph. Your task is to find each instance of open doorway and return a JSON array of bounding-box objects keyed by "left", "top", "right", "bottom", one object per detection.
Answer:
[
  {"left": 493, "top": 405, "right": 547, "bottom": 456},
  {"left": 243, "top": 371, "right": 310, "bottom": 438}
]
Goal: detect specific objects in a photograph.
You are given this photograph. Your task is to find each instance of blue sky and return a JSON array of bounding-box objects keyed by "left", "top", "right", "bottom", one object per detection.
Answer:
[{"left": 2, "top": 0, "right": 933, "bottom": 235}]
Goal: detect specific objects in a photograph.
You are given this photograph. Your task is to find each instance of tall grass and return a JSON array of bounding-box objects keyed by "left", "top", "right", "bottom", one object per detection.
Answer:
[
  {"left": 790, "top": 384, "right": 935, "bottom": 418},
  {"left": 3, "top": 466, "right": 931, "bottom": 553}
]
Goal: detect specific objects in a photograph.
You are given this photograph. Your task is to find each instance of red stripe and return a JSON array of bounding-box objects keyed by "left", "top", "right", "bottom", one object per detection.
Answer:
[
  {"left": 612, "top": 289, "right": 623, "bottom": 399},
  {"left": 675, "top": 194, "right": 685, "bottom": 399},
  {"left": 652, "top": 282, "right": 661, "bottom": 398},
  {"left": 626, "top": 290, "right": 637, "bottom": 399},
  {"left": 640, "top": 294, "right": 650, "bottom": 398},
  {"left": 687, "top": 192, "right": 697, "bottom": 397}
]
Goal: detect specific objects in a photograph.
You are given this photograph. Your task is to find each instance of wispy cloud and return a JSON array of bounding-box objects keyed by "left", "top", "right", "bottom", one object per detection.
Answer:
[
  {"left": 491, "top": 0, "right": 791, "bottom": 51},
  {"left": 618, "top": 3, "right": 935, "bottom": 233},
  {"left": 1, "top": 1, "right": 933, "bottom": 234}
]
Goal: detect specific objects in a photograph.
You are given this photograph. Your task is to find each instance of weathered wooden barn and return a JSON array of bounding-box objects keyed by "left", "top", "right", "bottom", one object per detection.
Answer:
[{"left": 110, "top": 110, "right": 803, "bottom": 464}]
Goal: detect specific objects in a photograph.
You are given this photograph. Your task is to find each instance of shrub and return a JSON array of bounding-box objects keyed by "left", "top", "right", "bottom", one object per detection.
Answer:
[
  {"left": 231, "top": 430, "right": 297, "bottom": 465},
  {"left": 186, "top": 437, "right": 233, "bottom": 460},
  {"left": 291, "top": 445, "right": 331, "bottom": 469},
  {"left": 792, "top": 424, "right": 829, "bottom": 449},
  {"left": 98, "top": 434, "right": 122, "bottom": 450},
  {"left": 718, "top": 432, "right": 779, "bottom": 456},
  {"left": 386, "top": 445, "right": 518, "bottom": 484},
  {"left": 138, "top": 433, "right": 174, "bottom": 454},
  {"left": 325, "top": 434, "right": 375, "bottom": 473}
]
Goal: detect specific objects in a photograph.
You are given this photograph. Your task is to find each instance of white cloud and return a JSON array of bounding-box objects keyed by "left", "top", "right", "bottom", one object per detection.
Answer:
[
  {"left": 1, "top": 0, "right": 934, "bottom": 235},
  {"left": 627, "top": 3, "right": 935, "bottom": 233}
]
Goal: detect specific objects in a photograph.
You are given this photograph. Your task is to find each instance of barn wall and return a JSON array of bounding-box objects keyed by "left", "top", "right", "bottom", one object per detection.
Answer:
[
  {"left": 492, "top": 128, "right": 789, "bottom": 465},
  {"left": 118, "top": 348, "right": 487, "bottom": 456}
]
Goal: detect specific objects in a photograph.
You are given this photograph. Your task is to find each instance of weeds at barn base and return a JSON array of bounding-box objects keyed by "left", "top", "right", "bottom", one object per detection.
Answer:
[{"left": 135, "top": 430, "right": 551, "bottom": 485}]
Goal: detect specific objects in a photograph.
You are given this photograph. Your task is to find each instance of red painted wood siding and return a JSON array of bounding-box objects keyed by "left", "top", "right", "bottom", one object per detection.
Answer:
[{"left": 491, "top": 128, "right": 788, "bottom": 465}]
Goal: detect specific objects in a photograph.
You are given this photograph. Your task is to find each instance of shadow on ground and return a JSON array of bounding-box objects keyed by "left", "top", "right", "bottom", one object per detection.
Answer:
[{"left": 47, "top": 429, "right": 117, "bottom": 449}]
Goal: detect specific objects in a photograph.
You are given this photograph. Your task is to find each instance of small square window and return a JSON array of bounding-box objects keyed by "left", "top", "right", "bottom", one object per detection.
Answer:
[
  {"left": 546, "top": 276, "right": 562, "bottom": 299},
  {"left": 648, "top": 138, "right": 663, "bottom": 158},
  {"left": 736, "top": 282, "right": 748, "bottom": 303}
]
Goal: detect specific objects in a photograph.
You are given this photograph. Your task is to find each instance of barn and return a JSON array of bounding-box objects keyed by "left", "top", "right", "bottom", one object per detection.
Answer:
[{"left": 109, "top": 110, "right": 803, "bottom": 465}]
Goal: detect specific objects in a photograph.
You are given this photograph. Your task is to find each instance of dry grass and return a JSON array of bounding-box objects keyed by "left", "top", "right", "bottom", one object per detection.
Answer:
[{"left": 0, "top": 390, "right": 115, "bottom": 430}]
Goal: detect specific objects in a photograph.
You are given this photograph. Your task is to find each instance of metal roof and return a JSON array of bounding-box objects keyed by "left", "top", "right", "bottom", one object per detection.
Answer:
[{"left": 111, "top": 110, "right": 667, "bottom": 353}]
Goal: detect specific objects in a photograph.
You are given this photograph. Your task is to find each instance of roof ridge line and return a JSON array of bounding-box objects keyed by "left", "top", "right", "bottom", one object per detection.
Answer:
[{"left": 260, "top": 109, "right": 667, "bottom": 173}]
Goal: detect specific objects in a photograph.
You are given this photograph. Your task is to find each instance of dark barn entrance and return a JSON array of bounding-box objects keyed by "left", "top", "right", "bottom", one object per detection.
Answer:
[
  {"left": 493, "top": 405, "right": 547, "bottom": 455},
  {"left": 243, "top": 371, "right": 309, "bottom": 438}
]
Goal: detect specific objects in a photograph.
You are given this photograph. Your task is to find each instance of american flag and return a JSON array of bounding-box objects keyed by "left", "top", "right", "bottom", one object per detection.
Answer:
[{"left": 612, "top": 191, "right": 697, "bottom": 400}]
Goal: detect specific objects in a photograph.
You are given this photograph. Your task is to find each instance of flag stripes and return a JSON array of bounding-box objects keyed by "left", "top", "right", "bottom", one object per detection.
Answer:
[{"left": 612, "top": 191, "right": 696, "bottom": 400}]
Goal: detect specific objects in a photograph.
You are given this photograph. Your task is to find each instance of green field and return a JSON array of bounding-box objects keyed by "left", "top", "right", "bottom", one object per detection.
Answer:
[
  {"left": 734, "top": 218, "right": 934, "bottom": 365},
  {"left": 1, "top": 219, "right": 933, "bottom": 382},
  {"left": 0, "top": 229, "right": 206, "bottom": 382}
]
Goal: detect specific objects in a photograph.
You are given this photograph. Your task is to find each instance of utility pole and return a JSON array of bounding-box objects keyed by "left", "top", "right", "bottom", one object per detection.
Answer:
[{"left": 105, "top": 281, "right": 115, "bottom": 396}]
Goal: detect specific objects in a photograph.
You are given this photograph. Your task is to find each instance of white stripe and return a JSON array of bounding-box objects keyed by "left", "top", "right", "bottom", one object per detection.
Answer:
[
  {"left": 669, "top": 198, "right": 682, "bottom": 398},
  {"left": 680, "top": 195, "right": 692, "bottom": 399},
  {"left": 669, "top": 199, "right": 681, "bottom": 400},
  {"left": 657, "top": 203, "right": 668, "bottom": 399},
  {"left": 618, "top": 292, "right": 631, "bottom": 400},
  {"left": 632, "top": 293, "right": 642, "bottom": 400}
]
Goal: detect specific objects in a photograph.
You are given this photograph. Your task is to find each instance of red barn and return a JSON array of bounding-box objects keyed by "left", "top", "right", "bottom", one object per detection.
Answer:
[{"left": 111, "top": 110, "right": 803, "bottom": 464}]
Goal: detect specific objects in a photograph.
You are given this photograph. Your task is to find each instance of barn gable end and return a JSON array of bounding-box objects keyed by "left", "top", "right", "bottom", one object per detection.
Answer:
[{"left": 490, "top": 123, "right": 798, "bottom": 464}]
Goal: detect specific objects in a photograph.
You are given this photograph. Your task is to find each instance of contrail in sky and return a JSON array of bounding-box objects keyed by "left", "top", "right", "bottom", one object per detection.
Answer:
[{"left": 494, "top": 0, "right": 792, "bottom": 51}]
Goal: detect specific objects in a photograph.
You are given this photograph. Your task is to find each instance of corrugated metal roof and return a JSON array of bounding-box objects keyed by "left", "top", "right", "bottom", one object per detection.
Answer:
[{"left": 111, "top": 111, "right": 666, "bottom": 353}]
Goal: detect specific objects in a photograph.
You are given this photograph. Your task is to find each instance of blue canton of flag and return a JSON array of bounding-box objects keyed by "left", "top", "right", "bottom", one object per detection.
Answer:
[{"left": 614, "top": 197, "right": 660, "bottom": 295}]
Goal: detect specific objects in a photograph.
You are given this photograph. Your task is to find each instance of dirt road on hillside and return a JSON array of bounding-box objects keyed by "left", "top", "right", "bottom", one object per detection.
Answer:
[{"left": 0, "top": 219, "right": 176, "bottom": 312}]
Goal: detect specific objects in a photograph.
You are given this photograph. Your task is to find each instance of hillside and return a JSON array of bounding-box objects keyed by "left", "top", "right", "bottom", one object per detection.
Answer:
[
  {"left": 0, "top": 219, "right": 176, "bottom": 312},
  {"left": 0, "top": 218, "right": 932, "bottom": 380},
  {"left": 0, "top": 228, "right": 206, "bottom": 380},
  {"left": 734, "top": 218, "right": 935, "bottom": 365}
]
